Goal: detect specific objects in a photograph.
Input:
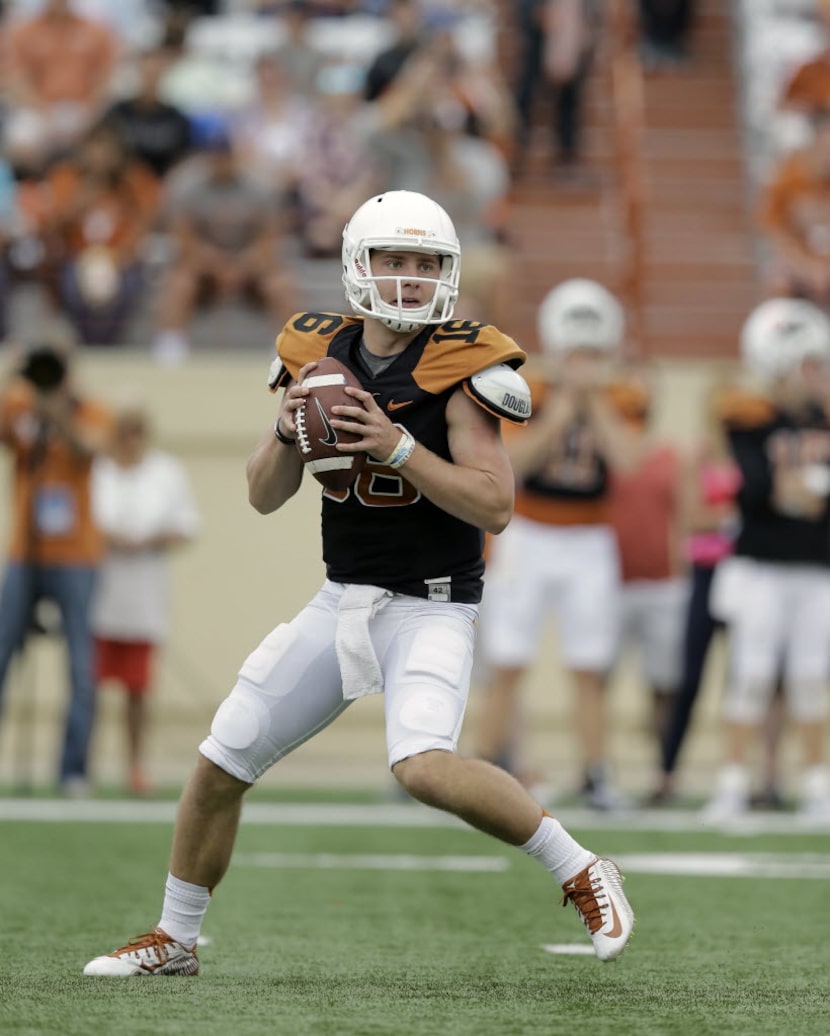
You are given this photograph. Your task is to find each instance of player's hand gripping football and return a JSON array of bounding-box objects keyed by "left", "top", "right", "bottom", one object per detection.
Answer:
[
  {"left": 331, "top": 387, "right": 402, "bottom": 463},
  {"left": 277, "top": 360, "right": 315, "bottom": 439}
]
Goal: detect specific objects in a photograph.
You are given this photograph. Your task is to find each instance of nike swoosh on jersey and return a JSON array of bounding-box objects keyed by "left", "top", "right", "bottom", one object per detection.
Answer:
[
  {"left": 388, "top": 400, "right": 413, "bottom": 411},
  {"left": 316, "top": 398, "right": 338, "bottom": 446}
]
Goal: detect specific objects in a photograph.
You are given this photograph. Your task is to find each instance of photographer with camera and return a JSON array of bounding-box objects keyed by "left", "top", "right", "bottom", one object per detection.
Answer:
[{"left": 0, "top": 342, "right": 113, "bottom": 794}]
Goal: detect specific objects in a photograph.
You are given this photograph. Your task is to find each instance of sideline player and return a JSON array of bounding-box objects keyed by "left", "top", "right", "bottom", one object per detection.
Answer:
[
  {"left": 703, "top": 297, "right": 830, "bottom": 820},
  {"left": 83, "top": 191, "right": 634, "bottom": 976},
  {"left": 476, "top": 279, "right": 640, "bottom": 809}
]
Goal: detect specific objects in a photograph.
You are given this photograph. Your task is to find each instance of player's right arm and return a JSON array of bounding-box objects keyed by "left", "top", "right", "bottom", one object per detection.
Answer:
[{"left": 247, "top": 370, "right": 313, "bottom": 514}]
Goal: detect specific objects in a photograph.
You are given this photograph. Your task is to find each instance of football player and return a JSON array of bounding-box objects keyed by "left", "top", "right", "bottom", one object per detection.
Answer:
[
  {"left": 475, "top": 278, "right": 642, "bottom": 810},
  {"left": 83, "top": 191, "right": 634, "bottom": 976},
  {"left": 703, "top": 297, "right": 830, "bottom": 821}
]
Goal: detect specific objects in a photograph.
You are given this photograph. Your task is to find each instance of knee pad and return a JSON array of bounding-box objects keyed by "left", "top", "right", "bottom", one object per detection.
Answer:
[
  {"left": 722, "top": 677, "right": 773, "bottom": 724},
  {"left": 387, "top": 625, "right": 471, "bottom": 765},
  {"left": 397, "top": 686, "right": 460, "bottom": 739},
  {"left": 200, "top": 687, "right": 274, "bottom": 784},
  {"left": 209, "top": 686, "right": 271, "bottom": 752},
  {"left": 786, "top": 680, "right": 830, "bottom": 723}
]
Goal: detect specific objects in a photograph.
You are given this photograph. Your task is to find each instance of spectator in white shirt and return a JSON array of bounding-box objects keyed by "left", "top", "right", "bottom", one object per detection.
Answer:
[{"left": 91, "top": 402, "right": 200, "bottom": 794}]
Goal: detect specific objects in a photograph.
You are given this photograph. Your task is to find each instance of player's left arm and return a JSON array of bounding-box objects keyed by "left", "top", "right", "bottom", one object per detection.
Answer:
[{"left": 333, "top": 385, "right": 515, "bottom": 534}]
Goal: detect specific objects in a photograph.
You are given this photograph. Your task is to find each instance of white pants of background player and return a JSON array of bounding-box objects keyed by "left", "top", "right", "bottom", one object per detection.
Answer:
[
  {"left": 478, "top": 516, "right": 621, "bottom": 672},
  {"left": 720, "top": 561, "right": 830, "bottom": 724},
  {"left": 201, "top": 581, "right": 478, "bottom": 782},
  {"left": 616, "top": 578, "right": 689, "bottom": 691}
]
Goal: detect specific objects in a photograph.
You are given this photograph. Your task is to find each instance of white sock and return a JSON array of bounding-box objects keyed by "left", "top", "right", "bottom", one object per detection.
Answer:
[
  {"left": 520, "top": 815, "right": 595, "bottom": 886},
  {"left": 159, "top": 872, "right": 211, "bottom": 948}
]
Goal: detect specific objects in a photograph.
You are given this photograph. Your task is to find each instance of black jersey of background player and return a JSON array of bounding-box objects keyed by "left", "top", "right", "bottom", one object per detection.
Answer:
[
  {"left": 720, "top": 388, "right": 830, "bottom": 565},
  {"left": 273, "top": 312, "right": 526, "bottom": 603}
]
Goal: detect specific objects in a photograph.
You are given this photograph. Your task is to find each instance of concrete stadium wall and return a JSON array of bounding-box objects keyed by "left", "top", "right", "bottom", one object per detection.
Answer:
[{"left": 0, "top": 352, "right": 800, "bottom": 797}]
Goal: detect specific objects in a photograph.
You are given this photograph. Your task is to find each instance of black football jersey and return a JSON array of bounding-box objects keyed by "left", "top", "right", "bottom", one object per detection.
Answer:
[
  {"left": 273, "top": 312, "right": 527, "bottom": 602},
  {"left": 720, "top": 389, "right": 830, "bottom": 565}
]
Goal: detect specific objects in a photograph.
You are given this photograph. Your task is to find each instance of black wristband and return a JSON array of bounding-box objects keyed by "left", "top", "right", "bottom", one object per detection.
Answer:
[{"left": 273, "top": 417, "right": 295, "bottom": 445}]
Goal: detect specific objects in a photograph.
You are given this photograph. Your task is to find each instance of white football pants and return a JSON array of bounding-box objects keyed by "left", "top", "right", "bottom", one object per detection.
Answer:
[{"left": 200, "top": 580, "right": 478, "bottom": 783}]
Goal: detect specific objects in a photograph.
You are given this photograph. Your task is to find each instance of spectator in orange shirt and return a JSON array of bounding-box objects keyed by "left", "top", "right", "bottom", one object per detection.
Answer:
[
  {"left": 3, "top": 0, "right": 119, "bottom": 177},
  {"left": 760, "top": 108, "right": 830, "bottom": 307},
  {"left": 606, "top": 373, "right": 689, "bottom": 751},
  {"left": 0, "top": 341, "right": 113, "bottom": 794},
  {"left": 38, "top": 121, "right": 161, "bottom": 346}
]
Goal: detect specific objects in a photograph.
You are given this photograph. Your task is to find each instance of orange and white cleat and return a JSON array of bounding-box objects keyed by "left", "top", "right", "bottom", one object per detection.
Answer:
[
  {"left": 561, "top": 857, "right": 634, "bottom": 961},
  {"left": 83, "top": 927, "right": 199, "bottom": 976}
]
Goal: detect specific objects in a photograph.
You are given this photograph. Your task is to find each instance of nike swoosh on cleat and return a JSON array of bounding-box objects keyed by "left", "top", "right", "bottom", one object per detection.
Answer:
[
  {"left": 316, "top": 399, "right": 338, "bottom": 446},
  {"left": 605, "top": 899, "right": 623, "bottom": 939},
  {"left": 387, "top": 400, "right": 413, "bottom": 410}
]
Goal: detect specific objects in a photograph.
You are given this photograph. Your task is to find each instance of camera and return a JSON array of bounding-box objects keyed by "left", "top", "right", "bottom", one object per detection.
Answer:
[{"left": 19, "top": 346, "right": 68, "bottom": 391}]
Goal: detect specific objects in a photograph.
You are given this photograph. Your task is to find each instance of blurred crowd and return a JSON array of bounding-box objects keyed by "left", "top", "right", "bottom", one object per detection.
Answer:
[
  {"left": 0, "top": 0, "right": 518, "bottom": 358},
  {"left": 760, "top": 1, "right": 830, "bottom": 313},
  {"left": 0, "top": 0, "right": 699, "bottom": 360}
]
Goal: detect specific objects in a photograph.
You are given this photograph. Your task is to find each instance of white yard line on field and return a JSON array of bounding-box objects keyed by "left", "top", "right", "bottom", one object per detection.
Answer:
[
  {"left": 614, "top": 851, "right": 830, "bottom": 879},
  {"left": 0, "top": 798, "right": 827, "bottom": 835},
  {"left": 1, "top": 799, "right": 828, "bottom": 878},
  {"left": 231, "top": 850, "right": 830, "bottom": 879},
  {"left": 234, "top": 852, "right": 511, "bottom": 872},
  {"left": 541, "top": 944, "right": 596, "bottom": 956}
]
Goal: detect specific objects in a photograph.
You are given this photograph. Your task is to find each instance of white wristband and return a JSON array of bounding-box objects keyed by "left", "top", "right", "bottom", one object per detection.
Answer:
[{"left": 380, "top": 430, "right": 415, "bottom": 469}]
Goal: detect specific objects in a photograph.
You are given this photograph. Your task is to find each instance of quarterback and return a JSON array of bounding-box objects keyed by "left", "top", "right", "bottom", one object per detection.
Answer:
[{"left": 83, "top": 191, "right": 634, "bottom": 976}]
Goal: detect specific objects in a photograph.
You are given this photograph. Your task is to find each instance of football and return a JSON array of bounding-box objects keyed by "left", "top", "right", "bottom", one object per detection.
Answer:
[{"left": 294, "top": 356, "right": 367, "bottom": 492}]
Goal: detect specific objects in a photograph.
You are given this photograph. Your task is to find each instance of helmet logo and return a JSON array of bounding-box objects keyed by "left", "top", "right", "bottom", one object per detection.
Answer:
[{"left": 395, "top": 226, "right": 436, "bottom": 237}]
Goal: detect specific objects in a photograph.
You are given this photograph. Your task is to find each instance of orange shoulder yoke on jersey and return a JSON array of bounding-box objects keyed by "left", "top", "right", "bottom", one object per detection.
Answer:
[
  {"left": 603, "top": 378, "right": 651, "bottom": 424},
  {"left": 413, "top": 321, "right": 526, "bottom": 395},
  {"left": 518, "top": 378, "right": 644, "bottom": 418},
  {"left": 716, "top": 386, "right": 776, "bottom": 428},
  {"left": 270, "top": 313, "right": 363, "bottom": 388}
]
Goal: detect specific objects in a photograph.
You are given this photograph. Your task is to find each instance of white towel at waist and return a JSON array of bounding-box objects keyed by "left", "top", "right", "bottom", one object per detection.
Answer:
[{"left": 335, "top": 583, "right": 394, "bottom": 700}]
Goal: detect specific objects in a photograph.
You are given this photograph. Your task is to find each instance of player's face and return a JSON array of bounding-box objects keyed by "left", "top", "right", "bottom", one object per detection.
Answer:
[
  {"left": 369, "top": 250, "right": 441, "bottom": 309},
  {"left": 795, "top": 354, "right": 830, "bottom": 401},
  {"left": 553, "top": 346, "right": 611, "bottom": 389}
]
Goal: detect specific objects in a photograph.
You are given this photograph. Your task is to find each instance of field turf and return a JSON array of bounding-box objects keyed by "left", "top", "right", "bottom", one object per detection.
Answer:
[{"left": 1, "top": 799, "right": 829, "bottom": 1036}]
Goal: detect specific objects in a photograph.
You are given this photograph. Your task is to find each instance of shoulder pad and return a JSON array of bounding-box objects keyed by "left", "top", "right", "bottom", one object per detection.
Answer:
[
  {"left": 464, "top": 363, "right": 532, "bottom": 424},
  {"left": 716, "top": 387, "right": 775, "bottom": 429},
  {"left": 603, "top": 378, "right": 651, "bottom": 422},
  {"left": 267, "top": 354, "right": 288, "bottom": 392},
  {"left": 269, "top": 312, "right": 361, "bottom": 389}
]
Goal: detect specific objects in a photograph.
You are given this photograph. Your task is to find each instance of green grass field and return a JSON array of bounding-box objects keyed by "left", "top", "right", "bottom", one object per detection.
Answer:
[{"left": 1, "top": 799, "right": 829, "bottom": 1036}]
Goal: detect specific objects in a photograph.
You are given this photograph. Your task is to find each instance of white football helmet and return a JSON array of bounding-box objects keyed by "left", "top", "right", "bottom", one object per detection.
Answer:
[
  {"left": 740, "top": 297, "right": 830, "bottom": 381},
  {"left": 342, "top": 191, "right": 461, "bottom": 333},
  {"left": 537, "top": 278, "right": 624, "bottom": 355}
]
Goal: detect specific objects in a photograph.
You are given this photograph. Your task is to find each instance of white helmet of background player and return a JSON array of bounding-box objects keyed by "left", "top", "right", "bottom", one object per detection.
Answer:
[
  {"left": 342, "top": 190, "right": 461, "bottom": 334},
  {"left": 740, "top": 297, "right": 830, "bottom": 382},
  {"left": 537, "top": 278, "right": 625, "bottom": 355}
]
